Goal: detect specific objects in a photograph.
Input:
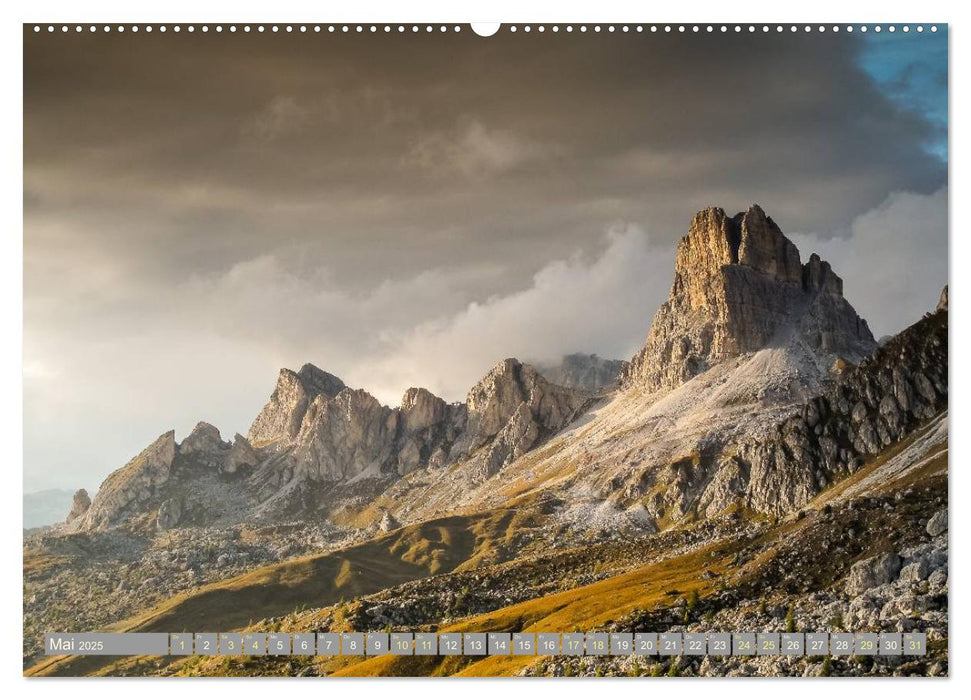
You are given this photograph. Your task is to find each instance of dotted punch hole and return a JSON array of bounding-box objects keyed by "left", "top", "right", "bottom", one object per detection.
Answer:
[{"left": 31, "top": 24, "right": 942, "bottom": 35}]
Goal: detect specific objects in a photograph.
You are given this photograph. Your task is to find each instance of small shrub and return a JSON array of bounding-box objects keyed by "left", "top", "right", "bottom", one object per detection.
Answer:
[{"left": 829, "top": 610, "right": 844, "bottom": 631}]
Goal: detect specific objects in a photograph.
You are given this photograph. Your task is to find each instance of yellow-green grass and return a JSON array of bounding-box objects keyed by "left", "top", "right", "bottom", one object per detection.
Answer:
[
  {"left": 329, "top": 536, "right": 744, "bottom": 677},
  {"left": 26, "top": 504, "right": 550, "bottom": 677},
  {"left": 23, "top": 553, "right": 73, "bottom": 579},
  {"left": 26, "top": 412, "right": 948, "bottom": 678}
]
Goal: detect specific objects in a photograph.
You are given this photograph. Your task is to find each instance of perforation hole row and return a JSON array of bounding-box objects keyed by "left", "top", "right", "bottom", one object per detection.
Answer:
[{"left": 31, "top": 24, "right": 940, "bottom": 35}]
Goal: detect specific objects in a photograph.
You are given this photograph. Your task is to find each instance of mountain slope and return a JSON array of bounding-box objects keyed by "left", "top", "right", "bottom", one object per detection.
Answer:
[{"left": 25, "top": 203, "right": 948, "bottom": 678}]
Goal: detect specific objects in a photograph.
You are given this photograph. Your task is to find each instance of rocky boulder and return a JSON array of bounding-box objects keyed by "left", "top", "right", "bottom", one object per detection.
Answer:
[
  {"left": 379, "top": 511, "right": 400, "bottom": 532},
  {"left": 846, "top": 552, "right": 902, "bottom": 596},
  {"left": 926, "top": 509, "right": 947, "bottom": 537}
]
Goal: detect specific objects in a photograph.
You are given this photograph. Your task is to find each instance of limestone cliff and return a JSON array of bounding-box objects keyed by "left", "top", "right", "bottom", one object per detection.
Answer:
[
  {"left": 623, "top": 205, "right": 875, "bottom": 392},
  {"left": 247, "top": 364, "right": 346, "bottom": 446},
  {"left": 452, "top": 359, "right": 590, "bottom": 478}
]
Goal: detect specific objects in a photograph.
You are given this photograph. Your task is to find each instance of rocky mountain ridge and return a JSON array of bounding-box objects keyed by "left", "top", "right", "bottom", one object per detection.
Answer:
[
  {"left": 713, "top": 306, "right": 947, "bottom": 515},
  {"left": 58, "top": 204, "right": 940, "bottom": 539},
  {"left": 67, "top": 357, "right": 593, "bottom": 533},
  {"left": 352, "top": 206, "right": 944, "bottom": 535}
]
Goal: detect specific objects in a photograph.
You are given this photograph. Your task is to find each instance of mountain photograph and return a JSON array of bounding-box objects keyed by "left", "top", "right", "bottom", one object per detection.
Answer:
[{"left": 22, "top": 23, "right": 947, "bottom": 678}]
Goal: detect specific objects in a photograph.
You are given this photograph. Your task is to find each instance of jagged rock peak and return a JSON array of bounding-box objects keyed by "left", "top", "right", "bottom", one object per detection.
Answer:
[
  {"left": 65, "top": 489, "right": 90, "bottom": 523},
  {"left": 296, "top": 363, "right": 346, "bottom": 398},
  {"left": 77, "top": 430, "right": 177, "bottom": 531},
  {"left": 247, "top": 364, "right": 347, "bottom": 446},
  {"left": 180, "top": 421, "right": 226, "bottom": 453},
  {"left": 452, "top": 358, "right": 589, "bottom": 475},
  {"left": 224, "top": 433, "right": 258, "bottom": 474},
  {"left": 623, "top": 205, "right": 875, "bottom": 392},
  {"left": 937, "top": 285, "right": 948, "bottom": 311},
  {"left": 400, "top": 387, "right": 448, "bottom": 433}
]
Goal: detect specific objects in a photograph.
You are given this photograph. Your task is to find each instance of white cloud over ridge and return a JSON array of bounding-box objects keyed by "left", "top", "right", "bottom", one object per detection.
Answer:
[
  {"left": 789, "top": 187, "right": 948, "bottom": 338},
  {"left": 24, "top": 225, "right": 672, "bottom": 491},
  {"left": 361, "top": 226, "right": 672, "bottom": 402}
]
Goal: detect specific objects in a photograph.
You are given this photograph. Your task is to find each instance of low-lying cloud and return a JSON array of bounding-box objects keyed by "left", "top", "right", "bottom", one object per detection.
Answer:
[
  {"left": 790, "top": 187, "right": 948, "bottom": 338},
  {"left": 24, "top": 226, "right": 672, "bottom": 492},
  {"left": 362, "top": 226, "right": 671, "bottom": 401}
]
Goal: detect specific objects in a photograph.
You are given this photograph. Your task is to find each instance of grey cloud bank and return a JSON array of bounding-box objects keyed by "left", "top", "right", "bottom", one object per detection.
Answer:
[{"left": 23, "top": 29, "right": 947, "bottom": 492}]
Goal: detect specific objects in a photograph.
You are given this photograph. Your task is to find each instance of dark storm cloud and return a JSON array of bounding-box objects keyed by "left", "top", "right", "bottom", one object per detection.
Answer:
[
  {"left": 25, "top": 29, "right": 944, "bottom": 289},
  {"left": 23, "top": 27, "right": 947, "bottom": 492}
]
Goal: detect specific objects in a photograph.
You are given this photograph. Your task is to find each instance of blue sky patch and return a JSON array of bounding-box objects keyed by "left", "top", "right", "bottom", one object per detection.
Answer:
[{"left": 859, "top": 28, "right": 948, "bottom": 161}]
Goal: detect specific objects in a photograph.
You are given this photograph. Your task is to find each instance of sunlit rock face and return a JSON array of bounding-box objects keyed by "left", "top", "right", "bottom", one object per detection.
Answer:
[
  {"left": 623, "top": 205, "right": 875, "bottom": 392},
  {"left": 247, "top": 364, "right": 346, "bottom": 446}
]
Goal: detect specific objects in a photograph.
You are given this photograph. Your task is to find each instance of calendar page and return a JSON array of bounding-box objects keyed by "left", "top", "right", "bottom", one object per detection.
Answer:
[{"left": 22, "top": 20, "right": 948, "bottom": 679}]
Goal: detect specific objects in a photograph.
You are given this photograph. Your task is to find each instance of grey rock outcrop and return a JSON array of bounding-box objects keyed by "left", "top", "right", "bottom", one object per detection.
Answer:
[
  {"left": 937, "top": 285, "right": 948, "bottom": 312},
  {"left": 536, "top": 353, "right": 628, "bottom": 391},
  {"left": 78, "top": 431, "right": 177, "bottom": 530},
  {"left": 734, "top": 307, "right": 947, "bottom": 515},
  {"left": 179, "top": 422, "right": 230, "bottom": 468},
  {"left": 224, "top": 434, "right": 258, "bottom": 474},
  {"left": 846, "top": 552, "right": 902, "bottom": 596},
  {"left": 65, "top": 489, "right": 91, "bottom": 524},
  {"left": 379, "top": 511, "right": 400, "bottom": 532},
  {"left": 452, "top": 359, "right": 590, "bottom": 478},
  {"left": 926, "top": 509, "right": 947, "bottom": 537},
  {"left": 292, "top": 388, "right": 400, "bottom": 481},
  {"left": 396, "top": 388, "right": 467, "bottom": 475},
  {"left": 156, "top": 498, "right": 182, "bottom": 531},
  {"left": 623, "top": 205, "right": 875, "bottom": 392}
]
